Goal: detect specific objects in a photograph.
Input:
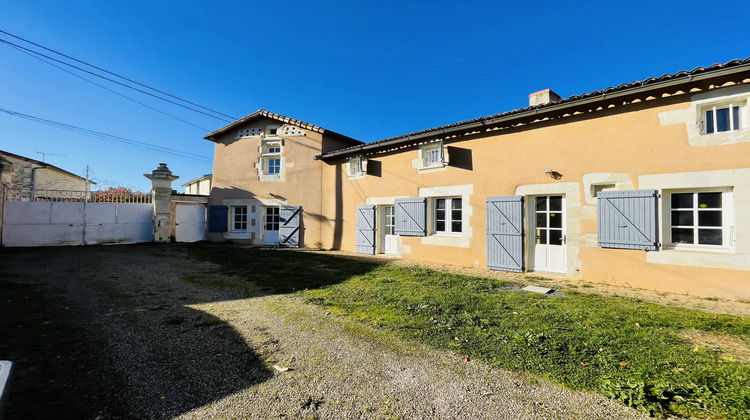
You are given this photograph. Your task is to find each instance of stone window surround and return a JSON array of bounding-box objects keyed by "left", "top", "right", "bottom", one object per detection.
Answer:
[
  {"left": 412, "top": 141, "right": 448, "bottom": 173},
  {"left": 640, "top": 168, "right": 750, "bottom": 272},
  {"left": 658, "top": 84, "right": 750, "bottom": 146},
  {"left": 419, "top": 184, "right": 473, "bottom": 248}
]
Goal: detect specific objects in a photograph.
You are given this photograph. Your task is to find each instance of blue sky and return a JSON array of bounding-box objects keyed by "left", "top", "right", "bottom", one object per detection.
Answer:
[{"left": 1, "top": 1, "right": 749, "bottom": 191}]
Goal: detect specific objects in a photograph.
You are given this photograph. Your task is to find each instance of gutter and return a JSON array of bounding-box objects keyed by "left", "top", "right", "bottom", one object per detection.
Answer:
[{"left": 316, "top": 62, "right": 750, "bottom": 160}]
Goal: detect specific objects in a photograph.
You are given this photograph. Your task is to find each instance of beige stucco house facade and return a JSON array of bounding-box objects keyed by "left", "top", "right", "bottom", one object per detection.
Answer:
[{"left": 207, "top": 58, "right": 750, "bottom": 299}]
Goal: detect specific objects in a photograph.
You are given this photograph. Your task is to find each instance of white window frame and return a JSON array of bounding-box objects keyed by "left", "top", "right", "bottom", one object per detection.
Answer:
[
  {"left": 433, "top": 197, "right": 463, "bottom": 235},
  {"left": 664, "top": 188, "right": 733, "bottom": 251},
  {"left": 347, "top": 156, "right": 366, "bottom": 179},
  {"left": 702, "top": 103, "right": 747, "bottom": 135},
  {"left": 422, "top": 143, "right": 444, "bottom": 167},
  {"left": 230, "top": 206, "right": 248, "bottom": 231}
]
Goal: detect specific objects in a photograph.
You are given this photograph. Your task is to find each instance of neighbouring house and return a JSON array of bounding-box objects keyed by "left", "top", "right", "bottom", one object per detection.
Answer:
[
  {"left": 204, "top": 110, "right": 363, "bottom": 247},
  {"left": 182, "top": 174, "right": 212, "bottom": 195},
  {"left": 0, "top": 150, "right": 93, "bottom": 197},
  {"left": 206, "top": 58, "right": 750, "bottom": 300}
]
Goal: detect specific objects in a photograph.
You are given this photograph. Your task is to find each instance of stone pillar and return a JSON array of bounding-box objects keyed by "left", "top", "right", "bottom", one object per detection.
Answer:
[{"left": 144, "top": 163, "right": 179, "bottom": 243}]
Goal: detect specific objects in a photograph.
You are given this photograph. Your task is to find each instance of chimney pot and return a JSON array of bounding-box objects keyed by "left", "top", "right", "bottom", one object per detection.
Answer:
[{"left": 529, "top": 89, "right": 562, "bottom": 107}]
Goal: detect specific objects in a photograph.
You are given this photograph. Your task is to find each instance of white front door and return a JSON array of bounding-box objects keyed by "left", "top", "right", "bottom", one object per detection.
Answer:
[
  {"left": 262, "top": 206, "right": 280, "bottom": 245},
  {"left": 381, "top": 205, "right": 397, "bottom": 254},
  {"left": 531, "top": 195, "right": 566, "bottom": 273}
]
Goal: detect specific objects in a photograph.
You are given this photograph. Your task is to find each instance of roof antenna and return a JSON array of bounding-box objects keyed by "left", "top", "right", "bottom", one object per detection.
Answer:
[{"left": 36, "top": 151, "right": 66, "bottom": 162}]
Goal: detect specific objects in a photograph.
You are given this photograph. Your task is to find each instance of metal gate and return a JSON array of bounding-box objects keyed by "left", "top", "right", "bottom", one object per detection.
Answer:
[{"left": 175, "top": 204, "right": 206, "bottom": 242}]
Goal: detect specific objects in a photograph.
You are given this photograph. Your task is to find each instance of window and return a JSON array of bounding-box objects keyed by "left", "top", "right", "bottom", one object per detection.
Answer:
[
  {"left": 231, "top": 206, "right": 248, "bottom": 231},
  {"left": 423, "top": 143, "right": 444, "bottom": 167},
  {"left": 265, "top": 207, "right": 279, "bottom": 231},
  {"left": 348, "top": 156, "right": 365, "bottom": 177},
  {"left": 434, "top": 197, "right": 462, "bottom": 234},
  {"left": 266, "top": 146, "right": 281, "bottom": 154},
  {"left": 668, "top": 190, "right": 731, "bottom": 247},
  {"left": 266, "top": 125, "right": 280, "bottom": 137},
  {"left": 704, "top": 104, "right": 746, "bottom": 134},
  {"left": 266, "top": 158, "right": 281, "bottom": 174}
]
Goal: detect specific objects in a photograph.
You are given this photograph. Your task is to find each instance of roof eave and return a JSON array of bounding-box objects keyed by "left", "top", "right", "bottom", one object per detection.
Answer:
[{"left": 316, "top": 61, "right": 750, "bottom": 160}]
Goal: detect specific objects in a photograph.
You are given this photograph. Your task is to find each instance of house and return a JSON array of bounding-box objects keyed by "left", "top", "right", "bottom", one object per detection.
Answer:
[
  {"left": 182, "top": 174, "right": 212, "bottom": 195},
  {"left": 0, "top": 150, "right": 92, "bottom": 198},
  {"left": 204, "top": 109, "right": 363, "bottom": 247},
  {"left": 207, "top": 58, "right": 750, "bottom": 299}
]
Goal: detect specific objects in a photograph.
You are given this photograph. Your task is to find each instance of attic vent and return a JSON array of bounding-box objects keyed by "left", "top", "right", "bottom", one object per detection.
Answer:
[
  {"left": 236, "top": 127, "right": 262, "bottom": 139},
  {"left": 529, "top": 89, "right": 562, "bottom": 107},
  {"left": 282, "top": 126, "right": 305, "bottom": 136}
]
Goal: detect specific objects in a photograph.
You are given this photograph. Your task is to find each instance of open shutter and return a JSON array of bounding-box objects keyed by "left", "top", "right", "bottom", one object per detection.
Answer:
[
  {"left": 486, "top": 196, "right": 525, "bottom": 273},
  {"left": 356, "top": 205, "right": 376, "bottom": 254},
  {"left": 208, "top": 206, "right": 228, "bottom": 232},
  {"left": 394, "top": 197, "right": 426, "bottom": 236},
  {"left": 279, "top": 205, "right": 301, "bottom": 248},
  {"left": 598, "top": 190, "right": 659, "bottom": 251}
]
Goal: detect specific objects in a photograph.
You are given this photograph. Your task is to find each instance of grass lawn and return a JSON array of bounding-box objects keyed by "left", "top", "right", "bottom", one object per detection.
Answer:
[{"left": 190, "top": 245, "right": 750, "bottom": 418}]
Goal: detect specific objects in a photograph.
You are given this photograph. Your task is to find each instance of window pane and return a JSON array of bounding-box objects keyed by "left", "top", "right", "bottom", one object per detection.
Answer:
[
  {"left": 671, "top": 193, "right": 693, "bottom": 209},
  {"left": 697, "top": 192, "right": 721, "bottom": 209},
  {"left": 452, "top": 209, "right": 461, "bottom": 222},
  {"left": 451, "top": 221, "right": 462, "bottom": 233},
  {"left": 451, "top": 198, "right": 462, "bottom": 210},
  {"left": 549, "top": 196, "right": 562, "bottom": 211},
  {"left": 671, "top": 210, "right": 693, "bottom": 226},
  {"left": 671, "top": 228, "right": 694, "bottom": 244},
  {"left": 436, "top": 199, "right": 445, "bottom": 210},
  {"left": 716, "top": 107, "right": 730, "bottom": 132},
  {"left": 698, "top": 211, "right": 722, "bottom": 227},
  {"left": 436, "top": 209, "right": 445, "bottom": 221},
  {"left": 549, "top": 212, "right": 562, "bottom": 228},
  {"left": 536, "top": 213, "right": 546, "bottom": 228},
  {"left": 732, "top": 105, "right": 740, "bottom": 130},
  {"left": 536, "top": 229, "right": 547, "bottom": 244},
  {"left": 549, "top": 229, "right": 563, "bottom": 245},
  {"left": 706, "top": 110, "right": 714, "bottom": 133},
  {"left": 436, "top": 221, "right": 445, "bottom": 232},
  {"left": 535, "top": 196, "right": 547, "bottom": 211},
  {"left": 698, "top": 229, "right": 722, "bottom": 245}
]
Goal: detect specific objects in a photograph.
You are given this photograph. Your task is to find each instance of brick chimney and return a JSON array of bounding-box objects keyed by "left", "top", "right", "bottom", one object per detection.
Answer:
[{"left": 529, "top": 89, "right": 562, "bottom": 107}]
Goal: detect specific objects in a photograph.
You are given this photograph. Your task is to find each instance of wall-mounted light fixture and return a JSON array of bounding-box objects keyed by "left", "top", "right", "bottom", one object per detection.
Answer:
[{"left": 545, "top": 169, "right": 563, "bottom": 180}]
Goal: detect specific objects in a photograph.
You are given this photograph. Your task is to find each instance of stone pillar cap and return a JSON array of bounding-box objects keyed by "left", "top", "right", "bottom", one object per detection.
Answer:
[{"left": 144, "top": 163, "right": 179, "bottom": 181}]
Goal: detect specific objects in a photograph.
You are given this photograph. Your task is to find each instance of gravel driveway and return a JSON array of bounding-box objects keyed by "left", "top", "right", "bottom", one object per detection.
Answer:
[{"left": 0, "top": 244, "right": 646, "bottom": 419}]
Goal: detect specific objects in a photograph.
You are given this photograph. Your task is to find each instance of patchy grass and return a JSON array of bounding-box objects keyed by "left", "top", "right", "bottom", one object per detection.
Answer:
[{"left": 191, "top": 246, "right": 750, "bottom": 418}]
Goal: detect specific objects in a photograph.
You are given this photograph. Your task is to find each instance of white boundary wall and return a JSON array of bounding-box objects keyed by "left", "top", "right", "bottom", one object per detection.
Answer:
[{"left": 2, "top": 202, "right": 153, "bottom": 246}]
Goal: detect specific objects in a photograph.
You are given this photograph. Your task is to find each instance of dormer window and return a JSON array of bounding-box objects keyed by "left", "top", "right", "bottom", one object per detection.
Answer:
[{"left": 423, "top": 144, "right": 444, "bottom": 167}]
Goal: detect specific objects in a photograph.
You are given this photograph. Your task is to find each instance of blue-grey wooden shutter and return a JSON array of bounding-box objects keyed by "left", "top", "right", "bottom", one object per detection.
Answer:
[
  {"left": 279, "top": 205, "right": 301, "bottom": 248},
  {"left": 394, "top": 197, "right": 426, "bottom": 236},
  {"left": 356, "top": 205, "right": 376, "bottom": 254},
  {"left": 598, "top": 190, "right": 659, "bottom": 251},
  {"left": 208, "top": 206, "right": 228, "bottom": 232},
  {"left": 486, "top": 196, "right": 525, "bottom": 273}
]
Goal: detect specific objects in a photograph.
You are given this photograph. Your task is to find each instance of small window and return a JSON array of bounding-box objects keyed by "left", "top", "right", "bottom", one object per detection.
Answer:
[
  {"left": 231, "top": 206, "right": 248, "bottom": 231},
  {"left": 266, "top": 125, "right": 280, "bottom": 137},
  {"left": 667, "top": 190, "right": 732, "bottom": 248},
  {"left": 266, "top": 158, "right": 281, "bottom": 175},
  {"left": 704, "top": 104, "right": 746, "bottom": 134},
  {"left": 348, "top": 156, "right": 365, "bottom": 177},
  {"left": 434, "top": 197, "right": 462, "bottom": 234},
  {"left": 264, "top": 145, "right": 281, "bottom": 155},
  {"left": 422, "top": 143, "right": 444, "bottom": 167}
]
